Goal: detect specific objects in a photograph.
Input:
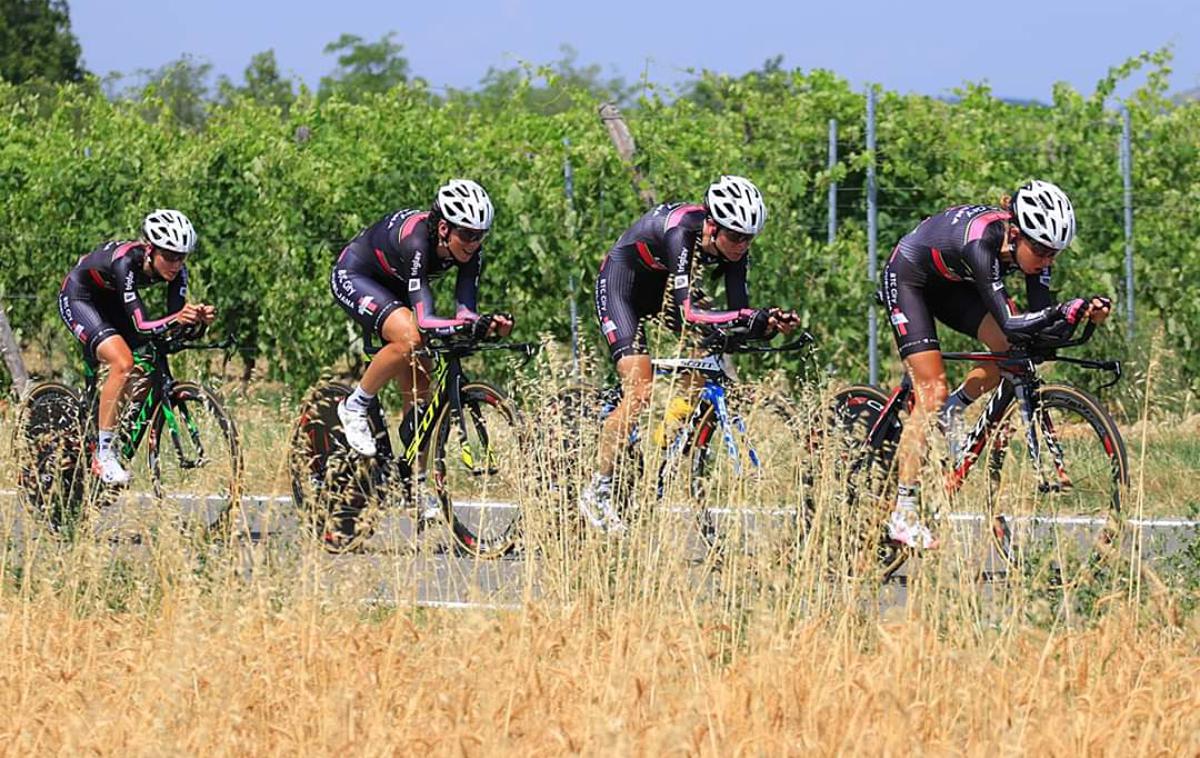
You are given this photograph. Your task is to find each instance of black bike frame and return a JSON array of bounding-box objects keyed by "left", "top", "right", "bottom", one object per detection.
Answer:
[
  {"left": 863, "top": 321, "right": 1120, "bottom": 492},
  {"left": 362, "top": 337, "right": 536, "bottom": 480},
  {"left": 79, "top": 332, "right": 234, "bottom": 468}
]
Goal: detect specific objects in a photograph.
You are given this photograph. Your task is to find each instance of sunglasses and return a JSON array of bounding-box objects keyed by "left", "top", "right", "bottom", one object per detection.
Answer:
[
  {"left": 1029, "top": 239, "right": 1060, "bottom": 260},
  {"left": 453, "top": 226, "right": 487, "bottom": 244},
  {"left": 718, "top": 228, "right": 755, "bottom": 245},
  {"left": 155, "top": 248, "right": 189, "bottom": 264}
]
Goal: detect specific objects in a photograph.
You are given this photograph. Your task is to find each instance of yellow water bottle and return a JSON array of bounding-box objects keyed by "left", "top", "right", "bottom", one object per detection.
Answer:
[{"left": 653, "top": 396, "right": 695, "bottom": 448}]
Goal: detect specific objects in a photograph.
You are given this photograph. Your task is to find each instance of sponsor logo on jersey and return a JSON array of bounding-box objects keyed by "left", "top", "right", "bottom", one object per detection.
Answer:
[
  {"left": 601, "top": 318, "right": 617, "bottom": 343},
  {"left": 673, "top": 274, "right": 689, "bottom": 290},
  {"left": 408, "top": 279, "right": 421, "bottom": 292},
  {"left": 357, "top": 296, "right": 378, "bottom": 315},
  {"left": 123, "top": 291, "right": 136, "bottom": 303}
]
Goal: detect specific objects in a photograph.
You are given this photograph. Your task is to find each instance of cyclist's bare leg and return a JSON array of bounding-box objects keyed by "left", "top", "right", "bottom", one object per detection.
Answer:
[
  {"left": 957, "top": 314, "right": 1010, "bottom": 399},
  {"left": 897, "top": 350, "right": 949, "bottom": 486},
  {"left": 95, "top": 335, "right": 134, "bottom": 432},
  {"left": 360, "top": 307, "right": 421, "bottom": 395},
  {"left": 597, "top": 355, "right": 653, "bottom": 477},
  {"left": 890, "top": 349, "right": 947, "bottom": 547}
]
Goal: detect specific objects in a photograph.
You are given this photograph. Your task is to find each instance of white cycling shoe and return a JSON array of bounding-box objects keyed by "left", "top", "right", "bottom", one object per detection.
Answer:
[
  {"left": 887, "top": 508, "right": 940, "bottom": 550},
  {"left": 337, "top": 400, "right": 377, "bottom": 457},
  {"left": 579, "top": 476, "right": 626, "bottom": 534},
  {"left": 91, "top": 452, "right": 131, "bottom": 486}
]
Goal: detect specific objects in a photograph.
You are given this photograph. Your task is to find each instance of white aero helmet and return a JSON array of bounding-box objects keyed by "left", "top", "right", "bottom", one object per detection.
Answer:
[
  {"left": 143, "top": 209, "right": 196, "bottom": 254},
  {"left": 1012, "top": 180, "right": 1076, "bottom": 251},
  {"left": 436, "top": 179, "right": 494, "bottom": 231},
  {"left": 705, "top": 175, "right": 766, "bottom": 236}
]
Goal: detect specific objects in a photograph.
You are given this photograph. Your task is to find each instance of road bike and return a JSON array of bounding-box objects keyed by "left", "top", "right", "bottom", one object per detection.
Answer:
[
  {"left": 14, "top": 324, "right": 242, "bottom": 536},
  {"left": 289, "top": 315, "right": 535, "bottom": 558},
  {"left": 540, "top": 327, "right": 816, "bottom": 555},
  {"left": 830, "top": 321, "right": 1130, "bottom": 585}
]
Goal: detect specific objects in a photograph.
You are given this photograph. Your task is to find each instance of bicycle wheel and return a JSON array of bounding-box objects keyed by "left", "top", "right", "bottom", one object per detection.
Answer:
[
  {"left": 824, "top": 385, "right": 906, "bottom": 578},
  {"left": 685, "top": 390, "right": 810, "bottom": 559},
  {"left": 985, "top": 384, "right": 1129, "bottom": 591},
  {"left": 432, "top": 380, "right": 523, "bottom": 558},
  {"left": 14, "top": 382, "right": 88, "bottom": 532},
  {"left": 288, "top": 382, "right": 388, "bottom": 553},
  {"left": 141, "top": 382, "right": 243, "bottom": 535}
]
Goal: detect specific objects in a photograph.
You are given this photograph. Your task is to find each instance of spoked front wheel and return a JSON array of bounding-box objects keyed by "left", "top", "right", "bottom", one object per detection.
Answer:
[
  {"left": 140, "top": 382, "right": 244, "bottom": 536},
  {"left": 433, "top": 381, "right": 524, "bottom": 558},
  {"left": 684, "top": 391, "right": 811, "bottom": 563},
  {"left": 985, "top": 384, "right": 1129, "bottom": 597}
]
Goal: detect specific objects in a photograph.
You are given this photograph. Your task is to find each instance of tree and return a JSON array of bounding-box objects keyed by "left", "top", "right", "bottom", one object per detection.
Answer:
[
  {"left": 318, "top": 31, "right": 409, "bottom": 101},
  {"left": 0, "top": 0, "right": 85, "bottom": 84},
  {"left": 682, "top": 54, "right": 789, "bottom": 111},
  {"left": 106, "top": 54, "right": 213, "bottom": 128},
  {"left": 218, "top": 49, "right": 296, "bottom": 112},
  {"left": 453, "top": 44, "right": 635, "bottom": 115}
]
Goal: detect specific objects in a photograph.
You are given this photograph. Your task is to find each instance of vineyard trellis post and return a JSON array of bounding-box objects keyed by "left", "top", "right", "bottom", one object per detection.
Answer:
[
  {"left": 1121, "top": 106, "right": 1135, "bottom": 340},
  {"left": 828, "top": 118, "right": 838, "bottom": 246},
  {"left": 866, "top": 86, "right": 879, "bottom": 386},
  {"left": 564, "top": 135, "right": 580, "bottom": 378}
]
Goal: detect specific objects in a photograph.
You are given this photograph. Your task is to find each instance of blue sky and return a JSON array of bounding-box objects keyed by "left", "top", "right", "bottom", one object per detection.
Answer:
[{"left": 71, "top": 0, "right": 1200, "bottom": 100}]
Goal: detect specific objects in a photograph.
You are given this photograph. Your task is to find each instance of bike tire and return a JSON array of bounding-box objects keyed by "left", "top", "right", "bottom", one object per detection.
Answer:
[
  {"left": 684, "top": 390, "right": 810, "bottom": 562},
  {"left": 288, "top": 382, "right": 388, "bottom": 553},
  {"left": 985, "top": 383, "right": 1130, "bottom": 597},
  {"left": 825, "top": 384, "right": 907, "bottom": 580},
  {"left": 146, "top": 381, "right": 244, "bottom": 537},
  {"left": 14, "top": 382, "right": 88, "bottom": 533},
  {"left": 432, "top": 380, "right": 524, "bottom": 559}
]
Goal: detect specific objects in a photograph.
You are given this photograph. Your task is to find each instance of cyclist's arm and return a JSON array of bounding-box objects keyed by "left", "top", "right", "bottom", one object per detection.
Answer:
[
  {"left": 1025, "top": 266, "right": 1053, "bottom": 311},
  {"left": 666, "top": 228, "right": 750, "bottom": 325},
  {"left": 167, "top": 266, "right": 188, "bottom": 313},
  {"left": 964, "top": 241, "right": 1061, "bottom": 336},
  {"left": 115, "top": 256, "right": 180, "bottom": 335},
  {"left": 723, "top": 256, "right": 751, "bottom": 311},
  {"left": 453, "top": 250, "right": 482, "bottom": 321},
  {"left": 408, "top": 251, "right": 472, "bottom": 335}
]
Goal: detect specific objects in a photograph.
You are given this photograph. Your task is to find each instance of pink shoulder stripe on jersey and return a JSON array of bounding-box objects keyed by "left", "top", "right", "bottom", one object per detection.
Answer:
[
  {"left": 930, "top": 248, "right": 963, "bottom": 282},
  {"left": 400, "top": 212, "right": 430, "bottom": 240},
  {"left": 966, "top": 211, "right": 1010, "bottom": 243},
  {"left": 374, "top": 248, "right": 399, "bottom": 278},
  {"left": 635, "top": 241, "right": 667, "bottom": 271},
  {"left": 665, "top": 204, "right": 705, "bottom": 230},
  {"left": 111, "top": 241, "right": 142, "bottom": 260},
  {"left": 132, "top": 307, "right": 177, "bottom": 332}
]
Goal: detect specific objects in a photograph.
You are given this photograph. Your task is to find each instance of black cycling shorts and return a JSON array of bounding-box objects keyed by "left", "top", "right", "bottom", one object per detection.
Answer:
[
  {"left": 593, "top": 260, "right": 669, "bottom": 362},
  {"left": 58, "top": 290, "right": 141, "bottom": 363},
  {"left": 881, "top": 257, "right": 989, "bottom": 358},
  {"left": 330, "top": 264, "right": 408, "bottom": 340}
]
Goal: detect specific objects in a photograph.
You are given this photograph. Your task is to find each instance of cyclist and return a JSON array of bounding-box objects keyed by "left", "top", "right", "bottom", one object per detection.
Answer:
[
  {"left": 581, "top": 175, "right": 799, "bottom": 532},
  {"left": 59, "top": 209, "right": 216, "bottom": 485},
  {"left": 880, "top": 180, "right": 1111, "bottom": 548},
  {"left": 330, "top": 179, "right": 512, "bottom": 459}
]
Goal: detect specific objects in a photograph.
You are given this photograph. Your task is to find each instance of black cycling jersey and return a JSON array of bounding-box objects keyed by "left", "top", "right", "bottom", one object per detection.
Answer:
[
  {"left": 59, "top": 240, "right": 188, "bottom": 361},
  {"left": 594, "top": 202, "right": 752, "bottom": 361},
  {"left": 881, "top": 205, "right": 1059, "bottom": 358},
  {"left": 331, "top": 209, "right": 481, "bottom": 338}
]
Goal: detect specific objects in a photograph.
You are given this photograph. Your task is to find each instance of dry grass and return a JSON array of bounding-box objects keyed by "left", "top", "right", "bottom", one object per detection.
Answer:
[
  {"left": 0, "top": 356, "right": 1198, "bottom": 754},
  {"left": 0, "top": 594, "right": 1196, "bottom": 754}
]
